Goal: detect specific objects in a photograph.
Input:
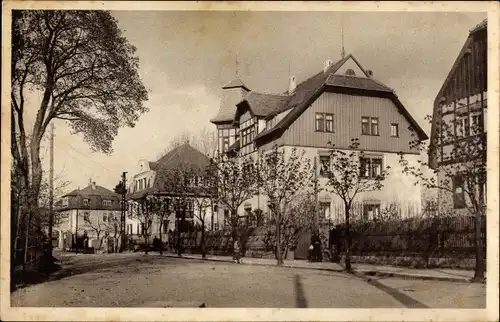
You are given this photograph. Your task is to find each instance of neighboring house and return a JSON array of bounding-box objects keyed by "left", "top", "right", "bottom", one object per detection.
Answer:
[
  {"left": 429, "top": 19, "right": 487, "bottom": 213},
  {"left": 54, "top": 180, "right": 123, "bottom": 251},
  {"left": 127, "top": 143, "right": 219, "bottom": 244},
  {"left": 211, "top": 53, "right": 428, "bottom": 223}
]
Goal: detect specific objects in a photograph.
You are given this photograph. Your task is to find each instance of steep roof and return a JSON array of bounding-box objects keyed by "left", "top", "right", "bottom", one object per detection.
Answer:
[
  {"left": 236, "top": 92, "right": 291, "bottom": 118},
  {"left": 428, "top": 19, "right": 487, "bottom": 168},
  {"left": 253, "top": 54, "right": 428, "bottom": 142},
  {"left": 128, "top": 143, "right": 212, "bottom": 200}
]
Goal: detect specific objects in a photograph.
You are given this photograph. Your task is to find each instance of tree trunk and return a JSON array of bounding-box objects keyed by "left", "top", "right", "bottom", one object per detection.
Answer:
[
  {"left": 201, "top": 220, "right": 206, "bottom": 259},
  {"left": 276, "top": 212, "right": 283, "bottom": 266},
  {"left": 473, "top": 209, "right": 485, "bottom": 281},
  {"left": 344, "top": 203, "right": 352, "bottom": 272},
  {"left": 159, "top": 223, "right": 163, "bottom": 255}
]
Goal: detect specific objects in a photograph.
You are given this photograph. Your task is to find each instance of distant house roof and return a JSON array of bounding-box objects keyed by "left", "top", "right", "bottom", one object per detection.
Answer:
[
  {"left": 128, "top": 143, "right": 212, "bottom": 200},
  {"left": 63, "top": 183, "right": 119, "bottom": 198}
]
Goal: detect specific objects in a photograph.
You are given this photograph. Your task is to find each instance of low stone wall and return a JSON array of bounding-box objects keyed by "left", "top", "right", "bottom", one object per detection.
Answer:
[{"left": 342, "top": 254, "right": 476, "bottom": 270}]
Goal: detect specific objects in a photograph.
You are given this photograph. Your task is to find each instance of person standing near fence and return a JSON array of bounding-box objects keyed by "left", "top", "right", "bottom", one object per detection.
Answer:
[{"left": 233, "top": 239, "right": 241, "bottom": 264}]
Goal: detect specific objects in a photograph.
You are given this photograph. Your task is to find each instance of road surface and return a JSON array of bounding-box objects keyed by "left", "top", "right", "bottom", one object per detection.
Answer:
[{"left": 11, "top": 253, "right": 485, "bottom": 308}]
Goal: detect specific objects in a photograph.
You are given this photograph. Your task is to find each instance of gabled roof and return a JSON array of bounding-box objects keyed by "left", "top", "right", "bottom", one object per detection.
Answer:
[
  {"left": 254, "top": 54, "right": 428, "bottom": 142},
  {"left": 428, "top": 19, "right": 487, "bottom": 168},
  {"left": 235, "top": 92, "right": 291, "bottom": 118},
  {"left": 155, "top": 143, "right": 211, "bottom": 171},
  {"left": 64, "top": 184, "right": 119, "bottom": 198},
  {"left": 128, "top": 143, "right": 212, "bottom": 200}
]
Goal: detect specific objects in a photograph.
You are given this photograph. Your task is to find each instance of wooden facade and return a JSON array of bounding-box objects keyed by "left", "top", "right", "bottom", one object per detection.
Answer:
[
  {"left": 430, "top": 19, "right": 487, "bottom": 168},
  {"left": 282, "top": 91, "right": 419, "bottom": 154}
]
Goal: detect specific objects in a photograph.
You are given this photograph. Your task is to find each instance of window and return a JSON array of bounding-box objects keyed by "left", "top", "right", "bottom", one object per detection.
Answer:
[
  {"left": 319, "top": 202, "right": 331, "bottom": 221},
  {"left": 361, "top": 117, "right": 370, "bottom": 135},
  {"left": 240, "top": 119, "right": 256, "bottom": 155},
  {"left": 456, "top": 115, "right": 469, "bottom": 138},
  {"left": 359, "top": 156, "right": 383, "bottom": 179},
  {"left": 103, "top": 215, "right": 107, "bottom": 222},
  {"left": 62, "top": 197, "right": 69, "bottom": 207},
  {"left": 147, "top": 178, "right": 151, "bottom": 188},
  {"left": 83, "top": 198, "right": 89, "bottom": 206},
  {"left": 103, "top": 199, "right": 111, "bottom": 207},
  {"left": 362, "top": 116, "right": 379, "bottom": 136},
  {"left": 315, "top": 113, "right": 324, "bottom": 131},
  {"left": 363, "top": 203, "right": 381, "bottom": 221},
  {"left": 453, "top": 174, "right": 466, "bottom": 209},
  {"left": 470, "top": 112, "right": 483, "bottom": 135},
  {"left": 315, "top": 113, "right": 334, "bottom": 132},
  {"left": 390, "top": 124, "right": 399, "bottom": 137},
  {"left": 325, "top": 114, "right": 334, "bottom": 132},
  {"left": 163, "top": 220, "right": 169, "bottom": 233},
  {"left": 139, "top": 179, "right": 143, "bottom": 190},
  {"left": 319, "top": 155, "right": 330, "bottom": 177},
  {"left": 83, "top": 212, "right": 90, "bottom": 221},
  {"left": 371, "top": 117, "right": 379, "bottom": 135}
]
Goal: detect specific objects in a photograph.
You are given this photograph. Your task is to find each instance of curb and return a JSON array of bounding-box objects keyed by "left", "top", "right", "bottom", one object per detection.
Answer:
[
  {"left": 357, "top": 270, "right": 476, "bottom": 283},
  {"left": 162, "top": 254, "right": 345, "bottom": 273},
  {"left": 162, "top": 254, "right": 480, "bottom": 283}
]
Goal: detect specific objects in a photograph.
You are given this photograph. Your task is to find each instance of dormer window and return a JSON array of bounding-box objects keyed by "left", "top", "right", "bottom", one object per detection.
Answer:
[
  {"left": 103, "top": 199, "right": 111, "bottom": 207},
  {"left": 83, "top": 198, "right": 90, "bottom": 206},
  {"left": 62, "top": 197, "right": 69, "bottom": 207}
]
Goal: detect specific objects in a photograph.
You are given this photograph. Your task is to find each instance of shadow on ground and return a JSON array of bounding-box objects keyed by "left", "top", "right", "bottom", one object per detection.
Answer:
[{"left": 12, "top": 253, "right": 187, "bottom": 292}]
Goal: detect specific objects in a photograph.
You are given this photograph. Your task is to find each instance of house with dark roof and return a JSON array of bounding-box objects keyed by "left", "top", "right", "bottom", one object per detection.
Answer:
[
  {"left": 127, "top": 143, "right": 218, "bottom": 243},
  {"left": 54, "top": 180, "right": 123, "bottom": 252},
  {"left": 211, "top": 53, "right": 429, "bottom": 222},
  {"left": 428, "top": 19, "right": 487, "bottom": 212}
]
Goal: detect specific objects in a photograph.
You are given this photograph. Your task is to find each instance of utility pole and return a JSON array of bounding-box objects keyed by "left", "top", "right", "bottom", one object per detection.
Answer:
[
  {"left": 48, "top": 123, "right": 55, "bottom": 255},
  {"left": 121, "top": 172, "right": 127, "bottom": 252},
  {"left": 314, "top": 156, "right": 319, "bottom": 232}
]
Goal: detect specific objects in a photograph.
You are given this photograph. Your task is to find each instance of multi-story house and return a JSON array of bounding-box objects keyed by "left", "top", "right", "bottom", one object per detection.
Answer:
[
  {"left": 54, "top": 180, "right": 123, "bottom": 251},
  {"left": 127, "top": 143, "right": 219, "bottom": 244},
  {"left": 429, "top": 19, "right": 487, "bottom": 213},
  {"left": 211, "top": 53, "right": 428, "bottom": 223}
]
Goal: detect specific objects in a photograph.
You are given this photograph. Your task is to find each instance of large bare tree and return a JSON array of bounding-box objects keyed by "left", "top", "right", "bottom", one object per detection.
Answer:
[
  {"left": 11, "top": 10, "right": 148, "bottom": 267},
  {"left": 399, "top": 113, "right": 486, "bottom": 281},
  {"left": 256, "top": 145, "right": 314, "bottom": 266},
  {"left": 206, "top": 153, "right": 258, "bottom": 247},
  {"left": 325, "top": 139, "right": 390, "bottom": 272}
]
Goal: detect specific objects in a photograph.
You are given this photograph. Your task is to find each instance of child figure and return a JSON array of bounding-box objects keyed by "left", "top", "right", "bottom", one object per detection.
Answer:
[
  {"left": 233, "top": 240, "right": 241, "bottom": 264},
  {"left": 308, "top": 244, "right": 314, "bottom": 262}
]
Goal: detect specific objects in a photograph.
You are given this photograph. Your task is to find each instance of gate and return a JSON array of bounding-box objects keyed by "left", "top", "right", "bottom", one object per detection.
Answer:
[{"left": 294, "top": 229, "right": 311, "bottom": 259}]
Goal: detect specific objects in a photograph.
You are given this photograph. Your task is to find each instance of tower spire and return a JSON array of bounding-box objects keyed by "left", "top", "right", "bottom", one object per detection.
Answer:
[
  {"left": 341, "top": 14, "right": 346, "bottom": 59},
  {"left": 236, "top": 52, "right": 239, "bottom": 77}
]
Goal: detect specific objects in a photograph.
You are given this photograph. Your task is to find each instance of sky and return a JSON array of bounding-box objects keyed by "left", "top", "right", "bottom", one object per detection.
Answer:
[{"left": 26, "top": 10, "right": 486, "bottom": 195}]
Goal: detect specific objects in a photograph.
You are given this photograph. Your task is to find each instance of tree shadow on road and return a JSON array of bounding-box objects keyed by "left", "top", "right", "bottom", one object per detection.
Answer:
[
  {"left": 11, "top": 254, "right": 186, "bottom": 293},
  {"left": 294, "top": 274, "right": 308, "bottom": 308}
]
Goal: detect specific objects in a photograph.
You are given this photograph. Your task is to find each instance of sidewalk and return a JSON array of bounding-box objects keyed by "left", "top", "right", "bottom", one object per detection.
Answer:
[{"left": 162, "top": 252, "right": 480, "bottom": 283}]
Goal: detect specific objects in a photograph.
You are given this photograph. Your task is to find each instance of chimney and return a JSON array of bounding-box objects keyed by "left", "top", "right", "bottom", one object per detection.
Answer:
[
  {"left": 324, "top": 59, "right": 333, "bottom": 73},
  {"left": 288, "top": 75, "right": 296, "bottom": 94},
  {"left": 366, "top": 70, "right": 373, "bottom": 78},
  {"left": 92, "top": 181, "right": 96, "bottom": 190}
]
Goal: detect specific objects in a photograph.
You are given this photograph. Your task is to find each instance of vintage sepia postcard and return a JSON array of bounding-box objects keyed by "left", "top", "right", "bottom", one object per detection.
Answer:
[{"left": 1, "top": 1, "right": 499, "bottom": 321}]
